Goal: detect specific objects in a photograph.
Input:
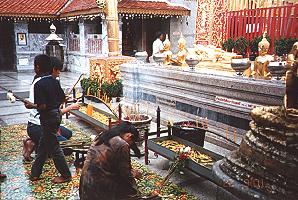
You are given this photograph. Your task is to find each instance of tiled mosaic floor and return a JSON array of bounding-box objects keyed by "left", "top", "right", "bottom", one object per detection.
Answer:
[{"left": 0, "top": 124, "right": 197, "bottom": 200}]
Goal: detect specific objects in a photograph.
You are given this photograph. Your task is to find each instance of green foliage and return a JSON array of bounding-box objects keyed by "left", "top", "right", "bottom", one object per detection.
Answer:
[
  {"left": 235, "top": 36, "right": 248, "bottom": 55},
  {"left": 80, "top": 78, "right": 91, "bottom": 94},
  {"left": 89, "top": 80, "right": 99, "bottom": 96},
  {"left": 222, "top": 38, "right": 235, "bottom": 52},
  {"left": 101, "top": 80, "right": 123, "bottom": 98},
  {"left": 249, "top": 35, "right": 271, "bottom": 54},
  {"left": 275, "top": 37, "right": 297, "bottom": 56},
  {"left": 80, "top": 78, "right": 99, "bottom": 96}
]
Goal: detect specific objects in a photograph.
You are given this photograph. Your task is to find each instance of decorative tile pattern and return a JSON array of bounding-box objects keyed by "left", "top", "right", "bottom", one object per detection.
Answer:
[{"left": 195, "top": 0, "right": 227, "bottom": 47}]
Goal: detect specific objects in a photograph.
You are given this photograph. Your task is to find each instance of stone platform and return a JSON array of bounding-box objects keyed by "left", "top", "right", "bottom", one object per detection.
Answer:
[{"left": 120, "top": 62, "right": 285, "bottom": 149}]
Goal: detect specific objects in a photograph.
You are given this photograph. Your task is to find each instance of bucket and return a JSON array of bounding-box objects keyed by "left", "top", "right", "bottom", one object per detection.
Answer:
[{"left": 172, "top": 121, "right": 206, "bottom": 147}]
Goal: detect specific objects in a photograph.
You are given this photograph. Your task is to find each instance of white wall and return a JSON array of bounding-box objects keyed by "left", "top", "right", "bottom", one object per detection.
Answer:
[{"left": 169, "top": 0, "right": 198, "bottom": 53}]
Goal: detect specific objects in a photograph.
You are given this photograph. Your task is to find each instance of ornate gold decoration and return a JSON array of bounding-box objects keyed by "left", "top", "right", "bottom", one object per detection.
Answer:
[
  {"left": 96, "top": 0, "right": 106, "bottom": 9},
  {"left": 195, "top": 0, "right": 227, "bottom": 47},
  {"left": 89, "top": 56, "right": 134, "bottom": 85},
  {"left": 96, "top": 0, "right": 121, "bottom": 56}
]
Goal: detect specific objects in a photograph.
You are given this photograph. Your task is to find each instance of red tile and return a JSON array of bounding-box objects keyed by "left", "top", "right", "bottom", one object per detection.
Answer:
[{"left": 0, "top": 0, "right": 69, "bottom": 16}]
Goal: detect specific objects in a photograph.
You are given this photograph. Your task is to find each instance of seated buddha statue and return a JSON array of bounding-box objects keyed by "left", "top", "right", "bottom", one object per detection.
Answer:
[
  {"left": 162, "top": 34, "right": 173, "bottom": 65},
  {"left": 251, "top": 33, "right": 272, "bottom": 79},
  {"left": 172, "top": 34, "right": 188, "bottom": 67}
]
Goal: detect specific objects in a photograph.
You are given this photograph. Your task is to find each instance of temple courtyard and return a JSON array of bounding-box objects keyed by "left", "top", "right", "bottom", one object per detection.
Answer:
[
  {"left": 0, "top": 71, "right": 235, "bottom": 200},
  {"left": 0, "top": 0, "right": 297, "bottom": 199}
]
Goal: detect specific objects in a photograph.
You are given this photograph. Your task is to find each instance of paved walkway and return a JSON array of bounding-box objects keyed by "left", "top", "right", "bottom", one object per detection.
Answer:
[
  {"left": 0, "top": 71, "right": 82, "bottom": 100},
  {"left": 0, "top": 71, "right": 83, "bottom": 125}
]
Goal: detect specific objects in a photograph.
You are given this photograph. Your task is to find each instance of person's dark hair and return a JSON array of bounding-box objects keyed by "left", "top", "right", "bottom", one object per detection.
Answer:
[
  {"left": 155, "top": 31, "right": 163, "bottom": 39},
  {"left": 34, "top": 54, "right": 52, "bottom": 74},
  {"left": 94, "top": 121, "right": 141, "bottom": 157},
  {"left": 50, "top": 56, "right": 63, "bottom": 71}
]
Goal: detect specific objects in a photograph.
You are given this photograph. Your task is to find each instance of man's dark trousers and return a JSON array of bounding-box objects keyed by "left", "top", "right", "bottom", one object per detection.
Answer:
[{"left": 31, "top": 109, "right": 71, "bottom": 178}]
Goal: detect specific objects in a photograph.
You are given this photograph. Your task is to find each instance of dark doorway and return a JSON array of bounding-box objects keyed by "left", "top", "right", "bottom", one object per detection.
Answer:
[
  {"left": 122, "top": 17, "right": 170, "bottom": 57},
  {"left": 145, "top": 17, "right": 170, "bottom": 57},
  {"left": 122, "top": 18, "right": 142, "bottom": 56},
  {"left": 0, "top": 21, "right": 15, "bottom": 71}
]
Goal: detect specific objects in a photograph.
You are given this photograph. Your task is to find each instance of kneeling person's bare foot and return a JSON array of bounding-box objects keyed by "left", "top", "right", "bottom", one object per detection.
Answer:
[
  {"left": 52, "top": 176, "right": 71, "bottom": 184},
  {"left": 0, "top": 173, "right": 7, "bottom": 180}
]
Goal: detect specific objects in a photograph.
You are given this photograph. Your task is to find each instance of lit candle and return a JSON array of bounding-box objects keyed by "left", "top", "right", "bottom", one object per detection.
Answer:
[
  {"left": 86, "top": 103, "right": 93, "bottom": 116},
  {"left": 205, "top": 117, "right": 208, "bottom": 130},
  {"left": 76, "top": 89, "right": 81, "bottom": 98},
  {"left": 234, "top": 128, "right": 237, "bottom": 143},
  {"left": 226, "top": 127, "right": 229, "bottom": 143},
  {"left": 200, "top": 117, "right": 204, "bottom": 129},
  {"left": 196, "top": 116, "right": 199, "bottom": 128}
]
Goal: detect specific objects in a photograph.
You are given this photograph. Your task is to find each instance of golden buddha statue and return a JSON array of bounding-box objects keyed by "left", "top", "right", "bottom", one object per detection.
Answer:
[
  {"left": 251, "top": 33, "right": 272, "bottom": 79},
  {"left": 172, "top": 34, "right": 188, "bottom": 67},
  {"left": 162, "top": 34, "right": 173, "bottom": 65},
  {"left": 284, "top": 42, "right": 298, "bottom": 121}
]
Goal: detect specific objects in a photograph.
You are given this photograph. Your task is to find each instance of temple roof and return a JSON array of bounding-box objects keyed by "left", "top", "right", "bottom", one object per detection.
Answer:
[
  {"left": 0, "top": 0, "right": 190, "bottom": 20},
  {"left": 0, "top": 0, "right": 69, "bottom": 18},
  {"left": 60, "top": 0, "right": 190, "bottom": 18}
]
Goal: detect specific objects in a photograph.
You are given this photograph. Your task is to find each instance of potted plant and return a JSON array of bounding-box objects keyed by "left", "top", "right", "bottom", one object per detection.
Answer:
[
  {"left": 80, "top": 78, "right": 91, "bottom": 95},
  {"left": 101, "top": 80, "right": 123, "bottom": 100},
  {"left": 275, "top": 37, "right": 297, "bottom": 57},
  {"left": 89, "top": 79, "right": 100, "bottom": 97},
  {"left": 235, "top": 36, "right": 248, "bottom": 56},
  {"left": 222, "top": 38, "right": 235, "bottom": 52}
]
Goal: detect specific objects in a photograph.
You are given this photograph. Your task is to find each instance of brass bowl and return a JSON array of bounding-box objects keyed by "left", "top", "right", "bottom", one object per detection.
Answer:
[
  {"left": 186, "top": 55, "right": 200, "bottom": 70},
  {"left": 153, "top": 53, "right": 166, "bottom": 65},
  {"left": 231, "top": 58, "right": 251, "bottom": 75}
]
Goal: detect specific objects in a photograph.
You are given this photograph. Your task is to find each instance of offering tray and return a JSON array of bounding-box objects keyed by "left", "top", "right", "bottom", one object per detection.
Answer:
[
  {"left": 70, "top": 102, "right": 118, "bottom": 130},
  {"left": 148, "top": 135, "right": 223, "bottom": 182}
]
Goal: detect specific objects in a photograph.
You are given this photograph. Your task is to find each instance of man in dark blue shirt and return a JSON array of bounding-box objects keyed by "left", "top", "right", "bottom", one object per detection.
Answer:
[{"left": 30, "top": 54, "right": 71, "bottom": 184}]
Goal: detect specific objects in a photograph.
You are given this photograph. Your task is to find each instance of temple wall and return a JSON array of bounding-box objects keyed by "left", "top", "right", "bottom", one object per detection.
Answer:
[
  {"left": 66, "top": 52, "right": 91, "bottom": 75},
  {"left": 14, "top": 21, "right": 67, "bottom": 71},
  {"left": 120, "top": 62, "right": 285, "bottom": 146},
  {"left": 170, "top": 0, "right": 198, "bottom": 53}
]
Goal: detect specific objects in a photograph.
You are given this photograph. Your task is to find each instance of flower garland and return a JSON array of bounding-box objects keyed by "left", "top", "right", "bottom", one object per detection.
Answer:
[{"left": 151, "top": 146, "right": 192, "bottom": 196}]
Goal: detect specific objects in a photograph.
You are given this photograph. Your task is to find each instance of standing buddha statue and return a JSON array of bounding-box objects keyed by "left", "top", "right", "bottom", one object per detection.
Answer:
[
  {"left": 252, "top": 32, "right": 272, "bottom": 79},
  {"left": 163, "top": 34, "right": 173, "bottom": 65}
]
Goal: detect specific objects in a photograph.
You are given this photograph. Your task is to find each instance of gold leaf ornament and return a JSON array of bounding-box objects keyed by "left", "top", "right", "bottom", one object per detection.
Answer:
[{"left": 96, "top": 0, "right": 106, "bottom": 9}]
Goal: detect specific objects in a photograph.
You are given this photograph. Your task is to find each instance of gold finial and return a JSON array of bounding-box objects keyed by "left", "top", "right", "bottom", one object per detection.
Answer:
[{"left": 178, "top": 33, "right": 186, "bottom": 47}]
